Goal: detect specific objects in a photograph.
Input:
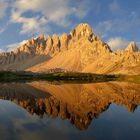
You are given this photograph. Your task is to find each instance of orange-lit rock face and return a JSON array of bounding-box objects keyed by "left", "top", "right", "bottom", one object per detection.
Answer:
[
  {"left": 0, "top": 81, "right": 140, "bottom": 130},
  {"left": 0, "top": 23, "right": 140, "bottom": 74}
]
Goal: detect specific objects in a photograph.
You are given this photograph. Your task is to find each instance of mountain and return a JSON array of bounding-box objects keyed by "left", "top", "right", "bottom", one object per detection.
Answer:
[
  {"left": 0, "top": 23, "right": 140, "bottom": 74},
  {"left": 125, "top": 41, "right": 139, "bottom": 52}
]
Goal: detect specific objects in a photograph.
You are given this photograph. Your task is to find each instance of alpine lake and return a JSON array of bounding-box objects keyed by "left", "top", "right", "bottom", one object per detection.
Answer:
[{"left": 0, "top": 72, "right": 140, "bottom": 140}]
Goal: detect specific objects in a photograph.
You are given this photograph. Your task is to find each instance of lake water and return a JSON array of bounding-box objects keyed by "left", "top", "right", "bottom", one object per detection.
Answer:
[{"left": 0, "top": 81, "right": 140, "bottom": 140}]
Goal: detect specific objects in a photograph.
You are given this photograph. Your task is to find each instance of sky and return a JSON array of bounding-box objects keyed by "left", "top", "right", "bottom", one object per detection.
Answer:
[{"left": 0, "top": 0, "right": 140, "bottom": 51}]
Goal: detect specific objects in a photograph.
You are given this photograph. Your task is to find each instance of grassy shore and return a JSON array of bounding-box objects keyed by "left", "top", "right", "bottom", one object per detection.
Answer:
[
  {"left": 1, "top": 71, "right": 140, "bottom": 83},
  {"left": 0, "top": 71, "right": 120, "bottom": 82},
  {"left": 120, "top": 75, "right": 140, "bottom": 84}
]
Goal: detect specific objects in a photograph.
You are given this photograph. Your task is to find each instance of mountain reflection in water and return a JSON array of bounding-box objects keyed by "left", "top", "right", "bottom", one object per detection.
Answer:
[{"left": 0, "top": 81, "right": 140, "bottom": 130}]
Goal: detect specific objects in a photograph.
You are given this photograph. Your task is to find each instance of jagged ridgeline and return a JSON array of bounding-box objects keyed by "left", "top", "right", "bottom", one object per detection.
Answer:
[{"left": 0, "top": 23, "right": 140, "bottom": 74}]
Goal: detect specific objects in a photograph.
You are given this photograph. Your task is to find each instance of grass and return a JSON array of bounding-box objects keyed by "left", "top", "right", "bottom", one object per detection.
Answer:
[
  {"left": 121, "top": 75, "right": 140, "bottom": 84},
  {"left": 0, "top": 71, "right": 120, "bottom": 83},
  {"left": 1, "top": 71, "right": 140, "bottom": 84}
]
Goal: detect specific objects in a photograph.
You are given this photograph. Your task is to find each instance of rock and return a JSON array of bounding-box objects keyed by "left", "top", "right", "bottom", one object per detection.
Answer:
[
  {"left": 0, "top": 23, "right": 140, "bottom": 74},
  {"left": 70, "top": 23, "right": 93, "bottom": 40},
  {"left": 52, "top": 34, "right": 60, "bottom": 53},
  {"left": 39, "top": 34, "right": 45, "bottom": 41},
  {"left": 125, "top": 41, "right": 139, "bottom": 53},
  {"left": 45, "top": 35, "right": 53, "bottom": 53},
  {"left": 60, "top": 33, "right": 69, "bottom": 51}
]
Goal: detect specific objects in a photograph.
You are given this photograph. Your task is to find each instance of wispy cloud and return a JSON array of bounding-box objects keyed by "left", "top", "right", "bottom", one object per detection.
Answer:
[
  {"left": 109, "top": 0, "right": 123, "bottom": 15},
  {"left": 95, "top": 11, "right": 140, "bottom": 39},
  {"left": 107, "top": 37, "right": 140, "bottom": 50},
  {"left": 0, "top": 22, "right": 9, "bottom": 34},
  {"left": 94, "top": 20, "right": 113, "bottom": 38},
  {"left": 9, "top": 0, "right": 90, "bottom": 34},
  {"left": 0, "top": 48, "right": 4, "bottom": 52},
  {"left": 0, "top": 28, "right": 6, "bottom": 34},
  {"left": 0, "top": 1, "right": 8, "bottom": 18},
  {"left": 5, "top": 40, "right": 28, "bottom": 51},
  {"left": 11, "top": 9, "right": 48, "bottom": 34},
  {"left": 107, "top": 37, "right": 129, "bottom": 50}
]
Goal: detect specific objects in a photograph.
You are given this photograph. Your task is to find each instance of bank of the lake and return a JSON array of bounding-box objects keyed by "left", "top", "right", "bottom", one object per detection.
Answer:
[{"left": 0, "top": 71, "right": 120, "bottom": 82}]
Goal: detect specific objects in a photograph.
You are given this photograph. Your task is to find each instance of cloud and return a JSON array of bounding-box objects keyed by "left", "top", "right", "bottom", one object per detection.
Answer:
[
  {"left": 107, "top": 37, "right": 129, "bottom": 50},
  {"left": 0, "top": 1, "right": 8, "bottom": 18},
  {"left": 11, "top": 9, "right": 48, "bottom": 34},
  {"left": 95, "top": 11, "right": 140, "bottom": 38},
  {"left": 0, "top": 22, "right": 9, "bottom": 34},
  {"left": 109, "top": 0, "right": 122, "bottom": 14},
  {"left": 0, "top": 49, "right": 4, "bottom": 52},
  {"left": 10, "top": 0, "right": 90, "bottom": 34},
  {"left": 0, "top": 27, "right": 6, "bottom": 34},
  {"left": 94, "top": 20, "right": 113, "bottom": 38},
  {"left": 5, "top": 40, "right": 28, "bottom": 51},
  {"left": 73, "top": 0, "right": 92, "bottom": 18}
]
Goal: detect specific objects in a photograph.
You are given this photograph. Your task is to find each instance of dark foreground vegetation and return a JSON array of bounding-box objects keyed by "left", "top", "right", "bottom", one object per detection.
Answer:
[{"left": 0, "top": 71, "right": 121, "bottom": 83}]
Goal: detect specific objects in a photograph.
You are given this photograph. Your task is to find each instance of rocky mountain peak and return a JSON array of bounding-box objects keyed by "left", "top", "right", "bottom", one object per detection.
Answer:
[
  {"left": 39, "top": 34, "right": 45, "bottom": 40},
  {"left": 2, "top": 23, "right": 140, "bottom": 74},
  {"left": 125, "top": 41, "right": 139, "bottom": 53},
  {"left": 70, "top": 23, "right": 94, "bottom": 40},
  {"left": 60, "top": 33, "right": 69, "bottom": 51}
]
